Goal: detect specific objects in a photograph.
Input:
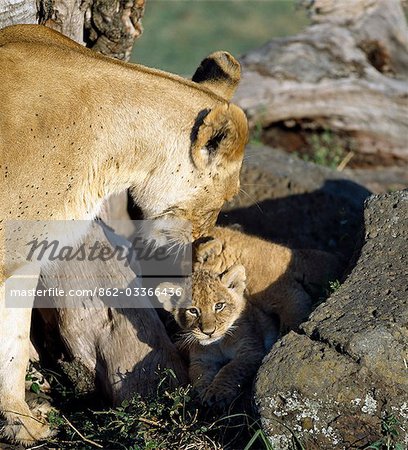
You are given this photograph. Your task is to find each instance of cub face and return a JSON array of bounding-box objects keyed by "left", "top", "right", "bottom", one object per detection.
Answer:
[{"left": 157, "top": 265, "right": 247, "bottom": 346}]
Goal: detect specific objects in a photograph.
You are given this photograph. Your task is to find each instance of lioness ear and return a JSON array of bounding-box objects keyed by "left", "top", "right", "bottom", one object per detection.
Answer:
[
  {"left": 195, "top": 238, "right": 223, "bottom": 264},
  {"left": 192, "top": 51, "right": 241, "bottom": 100},
  {"left": 221, "top": 264, "right": 246, "bottom": 296},
  {"left": 190, "top": 104, "right": 248, "bottom": 170},
  {"left": 156, "top": 282, "right": 183, "bottom": 312}
]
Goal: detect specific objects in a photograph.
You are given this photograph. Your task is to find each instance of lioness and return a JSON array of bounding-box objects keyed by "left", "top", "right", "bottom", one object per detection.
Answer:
[
  {"left": 0, "top": 24, "right": 248, "bottom": 444},
  {"left": 194, "top": 226, "right": 342, "bottom": 332},
  {"left": 157, "top": 266, "right": 279, "bottom": 407}
]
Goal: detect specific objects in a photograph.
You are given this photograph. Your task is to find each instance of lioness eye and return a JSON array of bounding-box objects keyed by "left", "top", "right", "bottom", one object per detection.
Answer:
[
  {"left": 215, "top": 302, "right": 225, "bottom": 312},
  {"left": 187, "top": 307, "right": 199, "bottom": 317}
]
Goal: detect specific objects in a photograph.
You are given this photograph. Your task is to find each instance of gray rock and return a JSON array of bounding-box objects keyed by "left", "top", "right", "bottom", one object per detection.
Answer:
[
  {"left": 255, "top": 190, "right": 408, "bottom": 449},
  {"left": 344, "top": 166, "right": 408, "bottom": 194}
]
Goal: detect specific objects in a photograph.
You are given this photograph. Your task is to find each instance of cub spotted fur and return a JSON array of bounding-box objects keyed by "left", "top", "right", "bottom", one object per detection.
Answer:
[
  {"left": 194, "top": 226, "right": 342, "bottom": 332},
  {"left": 157, "top": 266, "right": 279, "bottom": 406},
  {"left": 0, "top": 24, "right": 248, "bottom": 445}
]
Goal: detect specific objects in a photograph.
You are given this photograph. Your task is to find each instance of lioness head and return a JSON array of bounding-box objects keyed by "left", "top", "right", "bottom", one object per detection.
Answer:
[
  {"left": 157, "top": 265, "right": 247, "bottom": 346},
  {"left": 132, "top": 52, "right": 248, "bottom": 245}
]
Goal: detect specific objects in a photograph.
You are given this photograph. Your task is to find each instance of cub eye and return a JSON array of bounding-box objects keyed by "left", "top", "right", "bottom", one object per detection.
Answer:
[
  {"left": 187, "top": 307, "right": 200, "bottom": 317},
  {"left": 214, "top": 302, "right": 225, "bottom": 312}
]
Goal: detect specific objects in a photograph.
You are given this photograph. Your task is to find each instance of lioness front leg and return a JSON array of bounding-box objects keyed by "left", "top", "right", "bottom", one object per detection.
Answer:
[{"left": 0, "top": 277, "right": 53, "bottom": 445}]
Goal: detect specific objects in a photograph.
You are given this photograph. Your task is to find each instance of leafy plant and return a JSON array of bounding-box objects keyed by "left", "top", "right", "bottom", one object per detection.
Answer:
[
  {"left": 25, "top": 363, "right": 48, "bottom": 394},
  {"left": 301, "top": 130, "right": 347, "bottom": 169},
  {"left": 364, "top": 414, "right": 405, "bottom": 450},
  {"left": 249, "top": 120, "right": 265, "bottom": 146},
  {"left": 328, "top": 279, "right": 341, "bottom": 294}
]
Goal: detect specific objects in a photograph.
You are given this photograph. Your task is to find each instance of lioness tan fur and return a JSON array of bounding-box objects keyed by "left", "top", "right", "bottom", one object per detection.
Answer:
[
  {"left": 194, "top": 226, "right": 342, "bottom": 332},
  {"left": 157, "top": 266, "right": 279, "bottom": 406},
  {"left": 0, "top": 24, "right": 248, "bottom": 445}
]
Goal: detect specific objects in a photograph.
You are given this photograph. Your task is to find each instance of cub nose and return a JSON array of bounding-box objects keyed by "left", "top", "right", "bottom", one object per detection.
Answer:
[{"left": 201, "top": 327, "right": 216, "bottom": 337}]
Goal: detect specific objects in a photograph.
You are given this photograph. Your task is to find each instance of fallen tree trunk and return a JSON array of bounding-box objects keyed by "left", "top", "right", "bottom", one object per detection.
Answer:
[{"left": 235, "top": 0, "right": 408, "bottom": 167}]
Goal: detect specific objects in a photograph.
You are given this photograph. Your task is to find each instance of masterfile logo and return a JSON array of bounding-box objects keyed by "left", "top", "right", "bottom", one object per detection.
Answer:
[{"left": 4, "top": 219, "right": 192, "bottom": 308}]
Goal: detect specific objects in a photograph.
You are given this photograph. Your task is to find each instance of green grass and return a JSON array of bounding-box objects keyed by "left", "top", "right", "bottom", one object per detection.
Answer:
[
  {"left": 40, "top": 368, "right": 274, "bottom": 450},
  {"left": 32, "top": 336, "right": 402, "bottom": 450},
  {"left": 131, "top": 0, "right": 308, "bottom": 75},
  {"left": 249, "top": 120, "right": 265, "bottom": 146},
  {"left": 244, "top": 428, "right": 274, "bottom": 450},
  {"left": 296, "top": 129, "right": 349, "bottom": 170}
]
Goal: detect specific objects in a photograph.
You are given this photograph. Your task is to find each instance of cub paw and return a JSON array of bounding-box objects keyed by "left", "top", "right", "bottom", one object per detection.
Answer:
[
  {"left": 202, "top": 383, "right": 240, "bottom": 408},
  {"left": 192, "top": 381, "right": 211, "bottom": 402}
]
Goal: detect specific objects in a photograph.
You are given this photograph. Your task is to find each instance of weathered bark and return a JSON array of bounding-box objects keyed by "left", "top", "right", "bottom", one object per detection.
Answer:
[
  {"left": 36, "top": 0, "right": 85, "bottom": 44},
  {"left": 36, "top": 0, "right": 145, "bottom": 60},
  {"left": 82, "top": 0, "right": 145, "bottom": 61},
  {"left": 235, "top": 0, "right": 408, "bottom": 167},
  {"left": 1, "top": 0, "right": 145, "bottom": 60},
  {"left": 0, "top": 0, "right": 36, "bottom": 27}
]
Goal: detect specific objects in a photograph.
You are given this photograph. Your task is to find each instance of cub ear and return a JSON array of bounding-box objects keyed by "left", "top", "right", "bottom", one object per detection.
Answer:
[
  {"left": 192, "top": 51, "right": 241, "bottom": 100},
  {"left": 155, "top": 282, "right": 183, "bottom": 312},
  {"left": 194, "top": 238, "right": 223, "bottom": 264},
  {"left": 221, "top": 264, "right": 246, "bottom": 296},
  {"left": 190, "top": 103, "right": 248, "bottom": 170}
]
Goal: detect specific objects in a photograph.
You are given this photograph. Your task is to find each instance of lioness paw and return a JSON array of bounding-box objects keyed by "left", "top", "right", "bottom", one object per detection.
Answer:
[
  {"left": 1, "top": 415, "right": 54, "bottom": 446},
  {"left": 1, "top": 399, "right": 55, "bottom": 446}
]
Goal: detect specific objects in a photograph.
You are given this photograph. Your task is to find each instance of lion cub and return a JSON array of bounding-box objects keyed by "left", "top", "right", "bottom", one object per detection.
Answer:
[
  {"left": 157, "top": 266, "right": 279, "bottom": 406},
  {"left": 194, "top": 226, "right": 342, "bottom": 333}
]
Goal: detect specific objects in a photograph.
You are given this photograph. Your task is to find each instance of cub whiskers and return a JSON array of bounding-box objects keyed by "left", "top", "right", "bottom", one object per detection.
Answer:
[
  {"left": 177, "top": 331, "right": 197, "bottom": 351},
  {"left": 225, "top": 325, "right": 238, "bottom": 338}
]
